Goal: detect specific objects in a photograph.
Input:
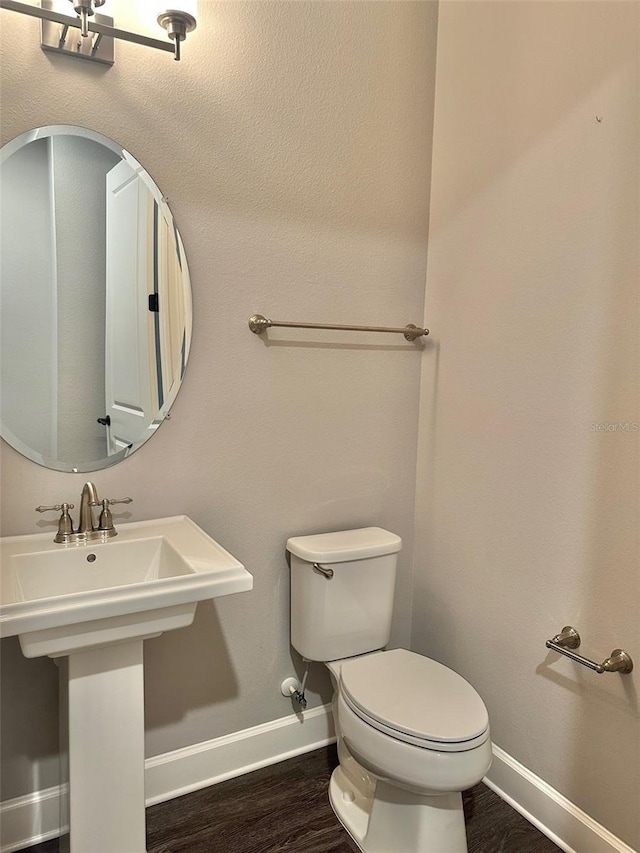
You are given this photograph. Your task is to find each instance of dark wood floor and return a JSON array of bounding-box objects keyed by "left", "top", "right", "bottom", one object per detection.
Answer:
[{"left": 21, "top": 746, "right": 561, "bottom": 853}]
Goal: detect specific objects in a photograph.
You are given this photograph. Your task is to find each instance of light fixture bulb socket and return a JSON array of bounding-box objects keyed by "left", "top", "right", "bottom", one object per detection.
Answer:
[
  {"left": 157, "top": 11, "right": 196, "bottom": 42},
  {"left": 69, "top": 0, "right": 105, "bottom": 15}
]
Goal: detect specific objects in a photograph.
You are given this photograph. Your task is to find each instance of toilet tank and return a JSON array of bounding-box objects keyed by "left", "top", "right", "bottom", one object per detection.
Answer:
[{"left": 287, "top": 527, "right": 402, "bottom": 662}]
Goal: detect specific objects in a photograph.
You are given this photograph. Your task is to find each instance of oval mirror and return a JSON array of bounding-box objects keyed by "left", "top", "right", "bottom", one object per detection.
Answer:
[{"left": 0, "top": 125, "right": 192, "bottom": 472}]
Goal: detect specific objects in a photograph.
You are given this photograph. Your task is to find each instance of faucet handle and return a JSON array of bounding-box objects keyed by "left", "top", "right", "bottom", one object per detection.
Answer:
[
  {"left": 36, "top": 503, "right": 75, "bottom": 513},
  {"left": 36, "top": 503, "right": 75, "bottom": 542},
  {"left": 97, "top": 497, "right": 132, "bottom": 537}
]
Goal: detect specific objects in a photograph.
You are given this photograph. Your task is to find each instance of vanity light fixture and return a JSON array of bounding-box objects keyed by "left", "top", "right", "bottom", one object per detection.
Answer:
[{"left": 0, "top": 0, "right": 198, "bottom": 64}]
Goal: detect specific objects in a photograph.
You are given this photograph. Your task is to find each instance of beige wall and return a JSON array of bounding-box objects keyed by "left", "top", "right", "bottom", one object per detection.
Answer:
[
  {"left": 3, "top": 2, "right": 637, "bottom": 846},
  {"left": 413, "top": 1, "right": 639, "bottom": 849},
  {"left": 0, "top": 1, "right": 438, "bottom": 799}
]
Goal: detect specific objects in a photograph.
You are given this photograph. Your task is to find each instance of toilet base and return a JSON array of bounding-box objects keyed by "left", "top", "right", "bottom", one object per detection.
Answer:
[{"left": 329, "top": 765, "right": 469, "bottom": 853}]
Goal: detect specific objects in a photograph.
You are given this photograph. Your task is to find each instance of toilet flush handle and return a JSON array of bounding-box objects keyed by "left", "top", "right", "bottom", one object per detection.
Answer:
[{"left": 313, "top": 562, "right": 334, "bottom": 579}]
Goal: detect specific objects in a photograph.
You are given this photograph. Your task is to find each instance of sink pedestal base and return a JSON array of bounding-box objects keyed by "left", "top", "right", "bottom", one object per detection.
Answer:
[
  {"left": 60, "top": 640, "right": 148, "bottom": 853},
  {"left": 1, "top": 516, "right": 253, "bottom": 851}
]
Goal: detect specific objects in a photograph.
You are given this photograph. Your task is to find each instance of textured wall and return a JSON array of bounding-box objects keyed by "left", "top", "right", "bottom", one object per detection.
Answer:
[
  {"left": 413, "top": 2, "right": 639, "bottom": 848},
  {"left": 0, "top": 1, "right": 438, "bottom": 799}
]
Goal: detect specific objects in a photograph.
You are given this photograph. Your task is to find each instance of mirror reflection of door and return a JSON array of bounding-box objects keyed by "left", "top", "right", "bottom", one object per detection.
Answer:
[
  {"left": 105, "top": 159, "right": 155, "bottom": 455},
  {"left": 0, "top": 126, "right": 192, "bottom": 472}
]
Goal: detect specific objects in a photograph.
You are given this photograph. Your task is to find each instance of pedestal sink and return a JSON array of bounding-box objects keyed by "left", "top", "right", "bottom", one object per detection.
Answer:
[{"left": 0, "top": 516, "right": 253, "bottom": 853}]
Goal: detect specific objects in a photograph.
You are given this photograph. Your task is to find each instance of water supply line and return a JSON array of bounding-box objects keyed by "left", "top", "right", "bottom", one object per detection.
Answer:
[
  {"left": 291, "top": 662, "right": 310, "bottom": 709},
  {"left": 280, "top": 663, "right": 311, "bottom": 709}
]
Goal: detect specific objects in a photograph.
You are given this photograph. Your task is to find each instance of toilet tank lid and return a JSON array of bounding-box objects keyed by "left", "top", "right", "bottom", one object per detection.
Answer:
[{"left": 286, "top": 527, "right": 402, "bottom": 563}]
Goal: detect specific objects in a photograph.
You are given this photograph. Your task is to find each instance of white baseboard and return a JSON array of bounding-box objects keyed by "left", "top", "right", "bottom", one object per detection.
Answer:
[
  {"left": 0, "top": 703, "right": 335, "bottom": 853},
  {"left": 484, "top": 744, "right": 637, "bottom": 853},
  {"left": 0, "top": 784, "right": 68, "bottom": 853},
  {"left": 2, "top": 721, "right": 636, "bottom": 853},
  {"left": 145, "top": 702, "right": 335, "bottom": 805}
]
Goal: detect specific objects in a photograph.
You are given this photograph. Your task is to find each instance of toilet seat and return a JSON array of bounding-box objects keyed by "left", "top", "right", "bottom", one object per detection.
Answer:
[{"left": 339, "top": 649, "right": 489, "bottom": 753}]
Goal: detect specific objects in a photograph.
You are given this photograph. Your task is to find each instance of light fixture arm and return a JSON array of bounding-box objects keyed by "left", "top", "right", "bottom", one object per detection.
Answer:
[{"left": 0, "top": 0, "right": 195, "bottom": 61}]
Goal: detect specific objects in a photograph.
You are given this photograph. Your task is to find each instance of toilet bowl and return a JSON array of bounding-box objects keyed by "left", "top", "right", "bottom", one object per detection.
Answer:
[
  {"left": 287, "top": 527, "right": 492, "bottom": 853},
  {"left": 325, "top": 649, "right": 491, "bottom": 852},
  {"left": 332, "top": 649, "right": 491, "bottom": 790}
]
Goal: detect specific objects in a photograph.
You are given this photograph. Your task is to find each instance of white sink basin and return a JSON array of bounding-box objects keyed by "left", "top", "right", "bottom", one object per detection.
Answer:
[
  {"left": 12, "top": 537, "right": 192, "bottom": 599},
  {"left": 0, "top": 515, "right": 252, "bottom": 657}
]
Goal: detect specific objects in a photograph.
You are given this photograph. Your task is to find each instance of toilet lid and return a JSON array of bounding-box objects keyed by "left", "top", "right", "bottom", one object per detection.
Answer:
[{"left": 339, "top": 649, "right": 489, "bottom": 747}]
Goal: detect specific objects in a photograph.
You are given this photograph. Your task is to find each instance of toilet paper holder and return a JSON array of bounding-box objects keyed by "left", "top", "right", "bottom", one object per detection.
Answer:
[{"left": 545, "top": 626, "right": 633, "bottom": 674}]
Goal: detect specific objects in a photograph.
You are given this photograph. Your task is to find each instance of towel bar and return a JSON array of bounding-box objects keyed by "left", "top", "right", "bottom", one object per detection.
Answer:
[{"left": 249, "top": 314, "right": 429, "bottom": 342}]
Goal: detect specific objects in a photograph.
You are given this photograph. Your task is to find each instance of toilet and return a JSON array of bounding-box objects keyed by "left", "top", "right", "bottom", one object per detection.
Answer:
[{"left": 287, "top": 527, "right": 492, "bottom": 853}]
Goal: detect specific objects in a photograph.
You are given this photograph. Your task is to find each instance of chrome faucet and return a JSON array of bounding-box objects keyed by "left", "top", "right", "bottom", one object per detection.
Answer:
[{"left": 36, "top": 483, "right": 133, "bottom": 543}]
